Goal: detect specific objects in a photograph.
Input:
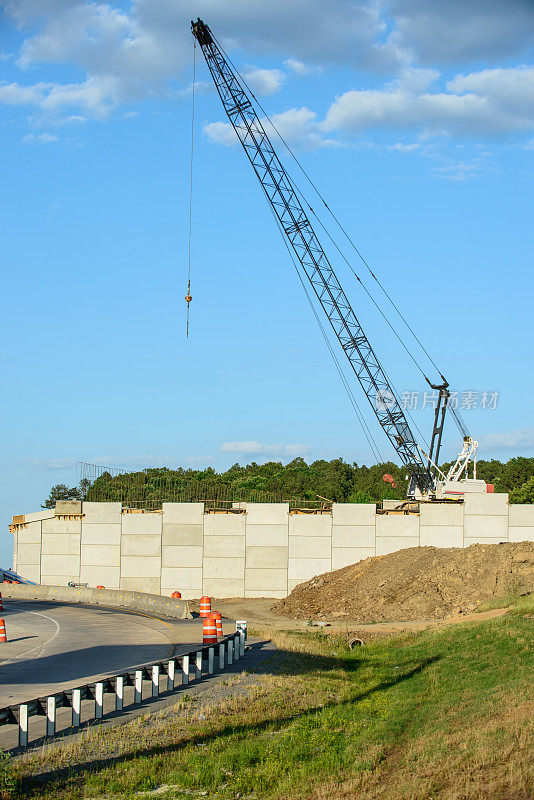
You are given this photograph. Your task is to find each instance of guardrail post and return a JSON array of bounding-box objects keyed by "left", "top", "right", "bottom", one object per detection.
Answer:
[
  {"left": 219, "top": 641, "right": 225, "bottom": 670},
  {"left": 208, "top": 647, "right": 214, "bottom": 674},
  {"left": 95, "top": 682, "right": 104, "bottom": 719},
  {"left": 233, "top": 633, "right": 240, "bottom": 661},
  {"left": 46, "top": 696, "right": 56, "bottom": 737},
  {"left": 135, "top": 670, "right": 143, "bottom": 704},
  {"left": 152, "top": 665, "right": 160, "bottom": 698},
  {"left": 195, "top": 650, "right": 202, "bottom": 681},
  {"left": 115, "top": 676, "right": 124, "bottom": 711},
  {"left": 227, "top": 639, "right": 233, "bottom": 665},
  {"left": 238, "top": 630, "right": 245, "bottom": 657},
  {"left": 18, "top": 704, "right": 28, "bottom": 748},
  {"left": 167, "top": 659, "right": 175, "bottom": 691},
  {"left": 182, "top": 654, "right": 189, "bottom": 686},
  {"left": 236, "top": 620, "right": 248, "bottom": 642},
  {"left": 72, "top": 688, "right": 81, "bottom": 727}
]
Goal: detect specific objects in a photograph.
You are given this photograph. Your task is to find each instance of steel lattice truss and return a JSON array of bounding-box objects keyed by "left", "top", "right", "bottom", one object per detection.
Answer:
[{"left": 193, "top": 21, "right": 432, "bottom": 493}]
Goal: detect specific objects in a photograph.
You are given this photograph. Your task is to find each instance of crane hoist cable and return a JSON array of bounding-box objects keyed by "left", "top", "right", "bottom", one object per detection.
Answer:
[
  {"left": 212, "top": 32, "right": 445, "bottom": 385},
  {"left": 185, "top": 40, "right": 196, "bottom": 337}
]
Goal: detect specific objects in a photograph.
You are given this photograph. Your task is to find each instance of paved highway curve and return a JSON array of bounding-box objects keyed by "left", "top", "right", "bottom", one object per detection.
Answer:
[{"left": 0, "top": 599, "right": 203, "bottom": 706}]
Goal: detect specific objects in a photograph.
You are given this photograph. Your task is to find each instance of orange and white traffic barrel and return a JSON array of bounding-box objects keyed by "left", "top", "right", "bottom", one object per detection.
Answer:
[
  {"left": 199, "top": 596, "right": 212, "bottom": 618},
  {"left": 202, "top": 615, "right": 217, "bottom": 645}
]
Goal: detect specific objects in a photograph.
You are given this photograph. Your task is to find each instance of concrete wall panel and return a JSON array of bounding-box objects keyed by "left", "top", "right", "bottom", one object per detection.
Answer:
[
  {"left": 120, "top": 577, "right": 161, "bottom": 594},
  {"left": 288, "top": 558, "right": 330, "bottom": 580},
  {"left": 203, "top": 514, "right": 246, "bottom": 536},
  {"left": 420, "top": 503, "right": 463, "bottom": 526},
  {"left": 17, "top": 543, "right": 41, "bottom": 565},
  {"left": 245, "top": 568, "right": 287, "bottom": 591},
  {"left": 203, "top": 557, "right": 245, "bottom": 579},
  {"left": 376, "top": 515, "right": 419, "bottom": 538},
  {"left": 162, "top": 524, "right": 203, "bottom": 546},
  {"left": 121, "top": 556, "right": 161, "bottom": 577},
  {"left": 420, "top": 526, "right": 463, "bottom": 548},
  {"left": 81, "top": 545, "right": 121, "bottom": 567},
  {"left": 376, "top": 536, "right": 419, "bottom": 556},
  {"left": 41, "top": 554, "right": 80, "bottom": 576},
  {"left": 121, "top": 513, "right": 162, "bottom": 535},
  {"left": 509, "top": 526, "right": 534, "bottom": 543},
  {"left": 289, "top": 536, "right": 331, "bottom": 558},
  {"left": 80, "top": 565, "right": 120, "bottom": 587},
  {"left": 243, "top": 503, "right": 289, "bottom": 524},
  {"left": 509, "top": 505, "right": 534, "bottom": 526},
  {"left": 202, "top": 578, "right": 245, "bottom": 597},
  {"left": 246, "top": 546, "right": 288, "bottom": 569},
  {"left": 332, "top": 504, "right": 376, "bottom": 525},
  {"left": 332, "top": 525, "right": 375, "bottom": 548},
  {"left": 40, "top": 575, "right": 74, "bottom": 586},
  {"left": 161, "top": 545, "right": 203, "bottom": 567},
  {"left": 464, "top": 493, "right": 508, "bottom": 515},
  {"left": 289, "top": 515, "right": 332, "bottom": 537},
  {"left": 81, "top": 523, "right": 122, "bottom": 545},
  {"left": 121, "top": 534, "right": 161, "bottom": 557},
  {"left": 19, "top": 565, "right": 41, "bottom": 583},
  {"left": 162, "top": 503, "right": 204, "bottom": 524},
  {"left": 161, "top": 567, "right": 202, "bottom": 591},
  {"left": 246, "top": 524, "right": 288, "bottom": 546},
  {"left": 245, "top": 589, "right": 286, "bottom": 599},
  {"left": 17, "top": 521, "right": 42, "bottom": 544},
  {"left": 332, "top": 547, "right": 375, "bottom": 570},
  {"left": 42, "top": 517, "right": 81, "bottom": 535},
  {"left": 41, "top": 534, "right": 80, "bottom": 556},
  {"left": 203, "top": 535, "right": 245, "bottom": 558},
  {"left": 463, "top": 516, "right": 508, "bottom": 540},
  {"left": 82, "top": 502, "right": 122, "bottom": 524}
]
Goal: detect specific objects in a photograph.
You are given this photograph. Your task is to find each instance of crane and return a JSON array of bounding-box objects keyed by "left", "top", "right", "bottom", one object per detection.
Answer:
[{"left": 191, "top": 18, "right": 482, "bottom": 501}]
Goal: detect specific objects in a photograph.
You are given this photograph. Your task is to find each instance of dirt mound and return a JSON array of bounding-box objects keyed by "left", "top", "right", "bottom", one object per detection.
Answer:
[{"left": 274, "top": 542, "right": 534, "bottom": 622}]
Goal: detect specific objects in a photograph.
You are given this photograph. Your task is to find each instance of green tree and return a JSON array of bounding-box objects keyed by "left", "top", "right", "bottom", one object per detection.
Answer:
[
  {"left": 510, "top": 476, "right": 534, "bottom": 504},
  {"left": 42, "top": 483, "right": 82, "bottom": 509}
]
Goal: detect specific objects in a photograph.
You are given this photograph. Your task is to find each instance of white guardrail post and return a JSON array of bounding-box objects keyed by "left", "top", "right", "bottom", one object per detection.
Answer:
[
  {"left": 167, "top": 659, "right": 175, "bottom": 691},
  {"left": 46, "top": 696, "right": 56, "bottom": 737},
  {"left": 72, "top": 688, "right": 81, "bottom": 727},
  {"left": 7, "top": 621, "right": 247, "bottom": 750},
  {"left": 95, "top": 682, "right": 104, "bottom": 719},
  {"left": 115, "top": 676, "right": 124, "bottom": 711},
  {"left": 18, "top": 704, "right": 28, "bottom": 748}
]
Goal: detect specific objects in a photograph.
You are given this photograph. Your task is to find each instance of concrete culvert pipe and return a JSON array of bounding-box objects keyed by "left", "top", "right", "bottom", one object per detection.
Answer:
[{"left": 349, "top": 637, "right": 364, "bottom": 649}]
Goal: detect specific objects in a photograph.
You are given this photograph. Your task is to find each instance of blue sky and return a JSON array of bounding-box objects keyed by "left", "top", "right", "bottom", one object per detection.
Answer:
[{"left": 1, "top": 0, "right": 533, "bottom": 566}]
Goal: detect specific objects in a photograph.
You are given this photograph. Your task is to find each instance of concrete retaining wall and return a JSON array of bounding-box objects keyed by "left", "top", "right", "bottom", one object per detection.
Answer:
[
  {"left": 1, "top": 581, "right": 191, "bottom": 619},
  {"left": 11, "top": 497, "right": 534, "bottom": 599}
]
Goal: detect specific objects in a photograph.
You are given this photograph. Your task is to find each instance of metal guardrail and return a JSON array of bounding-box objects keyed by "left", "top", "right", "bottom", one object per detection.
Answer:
[{"left": 0, "top": 623, "right": 247, "bottom": 750}]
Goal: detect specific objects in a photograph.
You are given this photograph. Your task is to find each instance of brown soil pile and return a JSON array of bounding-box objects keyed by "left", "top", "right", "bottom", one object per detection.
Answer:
[{"left": 274, "top": 542, "right": 534, "bottom": 622}]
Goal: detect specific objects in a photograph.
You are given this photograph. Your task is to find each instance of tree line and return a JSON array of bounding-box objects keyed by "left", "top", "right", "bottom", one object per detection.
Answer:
[{"left": 42, "top": 456, "right": 534, "bottom": 508}]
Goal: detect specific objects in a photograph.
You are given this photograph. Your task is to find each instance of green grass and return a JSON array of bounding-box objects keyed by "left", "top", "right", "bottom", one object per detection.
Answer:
[{"left": 10, "top": 599, "right": 534, "bottom": 800}]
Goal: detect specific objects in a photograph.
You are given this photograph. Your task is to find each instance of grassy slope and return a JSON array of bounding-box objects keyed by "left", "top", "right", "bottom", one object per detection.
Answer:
[{"left": 11, "top": 599, "right": 534, "bottom": 800}]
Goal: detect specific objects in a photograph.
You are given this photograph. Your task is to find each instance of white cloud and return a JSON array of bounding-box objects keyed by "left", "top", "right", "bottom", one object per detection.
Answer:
[
  {"left": 323, "top": 66, "right": 534, "bottom": 138},
  {"left": 284, "top": 58, "right": 321, "bottom": 77},
  {"left": 205, "top": 106, "right": 341, "bottom": 150},
  {"left": 29, "top": 457, "right": 78, "bottom": 471},
  {"left": 203, "top": 120, "right": 238, "bottom": 146},
  {"left": 220, "top": 441, "right": 312, "bottom": 458},
  {"left": 244, "top": 67, "right": 285, "bottom": 95},
  {"left": 22, "top": 131, "right": 59, "bottom": 143},
  {"left": 479, "top": 428, "right": 534, "bottom": 452}
]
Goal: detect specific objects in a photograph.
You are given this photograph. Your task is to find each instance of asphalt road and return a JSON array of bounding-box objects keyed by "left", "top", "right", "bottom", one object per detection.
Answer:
[{"left": 0, "top": 599, "right": 207, "bottom": 706}]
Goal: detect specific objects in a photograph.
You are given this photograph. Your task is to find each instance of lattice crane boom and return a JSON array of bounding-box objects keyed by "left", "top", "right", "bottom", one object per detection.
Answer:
[{"left": 191, "top": 18, "right": 436, "bottom": 495}]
